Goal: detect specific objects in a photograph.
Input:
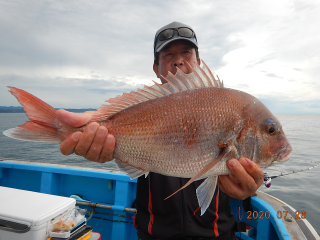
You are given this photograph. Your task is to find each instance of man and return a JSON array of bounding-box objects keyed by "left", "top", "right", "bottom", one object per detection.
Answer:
[{"left": 57, "top": 22, "right": 264, "bottom": 239}]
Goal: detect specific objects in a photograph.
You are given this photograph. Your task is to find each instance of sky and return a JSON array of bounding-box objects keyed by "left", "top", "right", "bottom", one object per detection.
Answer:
[{"left": 0, "top": 0, "right": 319, "bottom": 113}]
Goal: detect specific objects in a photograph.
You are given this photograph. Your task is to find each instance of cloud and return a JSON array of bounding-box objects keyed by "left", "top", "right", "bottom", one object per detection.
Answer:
[
  {"left": 246, "top": 54, "right": 276, "bottom": 68},
  {"left": 265, "top": 73, "right": 283, "bottom": 79},
  {"left": 235, "top": 84, "right": 250, "bottom": 89},
  {"left": 0, "top": 0, "right": 319, "bottom": 113},
  {"left": 258, "top": 89, "right": 320, "bottom": 113},
  {"left": 261, "top": 97, "right": 320, "bottom": 113},
  {"left": 0, "top": 74, "right": 144, "bottom": 108}
]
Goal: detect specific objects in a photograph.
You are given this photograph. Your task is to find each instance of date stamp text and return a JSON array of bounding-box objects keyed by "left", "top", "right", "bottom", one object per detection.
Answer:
[{"left": 247, "top": 210, "right": 306, "bottom": 219}]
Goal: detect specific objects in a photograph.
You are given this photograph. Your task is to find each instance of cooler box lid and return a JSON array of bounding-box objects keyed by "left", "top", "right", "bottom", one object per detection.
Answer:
[{"left": 0, "top": 186, "right": 75, "bottom": 227}]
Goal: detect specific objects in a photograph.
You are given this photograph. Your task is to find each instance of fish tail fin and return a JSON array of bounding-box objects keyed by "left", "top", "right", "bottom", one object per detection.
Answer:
[{"left": 3, "top": 87, "right": 61, "bottom": 143}]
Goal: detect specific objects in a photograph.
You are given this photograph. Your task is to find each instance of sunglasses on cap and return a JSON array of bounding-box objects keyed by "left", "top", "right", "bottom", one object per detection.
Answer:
[{"left": 156, "top": 27, "right": 196, "bottom": 41}]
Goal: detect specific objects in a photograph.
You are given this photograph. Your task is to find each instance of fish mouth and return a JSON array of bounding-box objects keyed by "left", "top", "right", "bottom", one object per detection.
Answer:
[
  {"left": 278, "top": 154, "right": 290, "bottom": 162},
  {"left": 273, "top": 145, "right": 292, "bottom": 163}
]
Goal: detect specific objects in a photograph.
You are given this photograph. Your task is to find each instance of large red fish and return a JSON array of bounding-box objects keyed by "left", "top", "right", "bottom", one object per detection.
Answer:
[{"left": 4, "top": 61, "right": 292, "bottom": 215}]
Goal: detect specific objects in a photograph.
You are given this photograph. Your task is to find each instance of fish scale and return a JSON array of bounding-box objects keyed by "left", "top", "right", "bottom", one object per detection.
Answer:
[
  {"left": 3, "top": 60, "right": 292, "bottom": 215},
  {"left": 107, "top": 88, "right": 254, "bottom": 178}
]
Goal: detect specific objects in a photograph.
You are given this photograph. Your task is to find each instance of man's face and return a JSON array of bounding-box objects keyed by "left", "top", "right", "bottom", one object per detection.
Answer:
[{"left": 153, "top": 40, "right": 200, "bottom": 83}]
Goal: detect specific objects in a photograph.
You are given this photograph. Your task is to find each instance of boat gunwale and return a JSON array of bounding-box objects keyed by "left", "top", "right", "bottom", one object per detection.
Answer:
[{"left": 0, "top": 158, "right": 136, "bottom": 182}]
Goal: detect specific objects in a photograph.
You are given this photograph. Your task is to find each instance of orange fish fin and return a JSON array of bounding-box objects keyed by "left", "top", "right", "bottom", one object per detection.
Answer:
[
  {"left": 165, "top": 150, "right": 229, "bottom": 200},
  {"left": 3, "top": 121, "right": 61, "bottom": 143},
  {"left": 90, "top": 84, "right": 166, "bottom": 122},
  {"left": 166, "top": 71, "right": 188, "bottom": 91},
  {"left": 175, "top": 68, "right": 196, "bottom": 89},
  {"left": 151, "top": 81, "right": 172, "bottom": 96},
  {"left": 90, "top": 61, "right": 221, "bottom": 122},
  {"left": 216, "top": 75, "right": 223, "bottom": 87},
  {"left": 115, "top": 159, "right": 149, "bottom": 180},
  {"left": 201, "top": 60, "right": 221, "bottom": 87},
  {"left": 196, "top": 176, "right": 218, "bottom": 216},
  {"left": 143, "top": 85, "right": 166, "bottom": 98},
  {"left": 195, "top": 176, "right": 207, "bottom": 181},
  {"left": 7, "top": 87, "right": 57, "bottom": 128},
  {"left": 192, "top": 62, "right": 214, "bottom": 87},
  {"left": 185, "top": 62, "right": 205, "bottom": 88},
  {"left": 4, "top": 87, "right": 61, "bottom": 143}
]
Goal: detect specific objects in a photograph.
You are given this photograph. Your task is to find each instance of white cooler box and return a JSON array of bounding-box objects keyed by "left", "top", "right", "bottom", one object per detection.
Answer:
[{"left": 0, "top": 186, "right": 76, "bottom": 240}]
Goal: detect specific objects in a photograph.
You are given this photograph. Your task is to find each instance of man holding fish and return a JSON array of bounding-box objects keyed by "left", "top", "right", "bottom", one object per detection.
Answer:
[{"left": 58, "top": 22, "right": 265, "bottom": 240}]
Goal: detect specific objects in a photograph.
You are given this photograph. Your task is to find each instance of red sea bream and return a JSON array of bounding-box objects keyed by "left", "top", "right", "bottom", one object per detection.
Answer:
[{"left": 3, "top": 61, "right": 292, "bottom": 215}]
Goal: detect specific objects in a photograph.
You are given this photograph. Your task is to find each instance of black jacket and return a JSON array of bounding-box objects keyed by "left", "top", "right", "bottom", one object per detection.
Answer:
[{"left": 134, "top": 172, "right": 236, "bottom": 240}]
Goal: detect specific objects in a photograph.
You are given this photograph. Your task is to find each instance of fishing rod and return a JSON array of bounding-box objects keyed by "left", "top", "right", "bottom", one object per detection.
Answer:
[{"left": 263, "top": 161, "right": 318, "bottom": 188}]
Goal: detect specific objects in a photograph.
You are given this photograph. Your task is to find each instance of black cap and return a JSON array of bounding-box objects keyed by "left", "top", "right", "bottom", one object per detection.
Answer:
[{"left": 154, "top": 21, "right": 198, "bottom": 57}]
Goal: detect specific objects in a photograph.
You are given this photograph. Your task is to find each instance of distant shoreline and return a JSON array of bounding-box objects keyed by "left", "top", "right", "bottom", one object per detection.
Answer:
[{"left": 0, "top": 106, "right": 96, "bottom": 113}]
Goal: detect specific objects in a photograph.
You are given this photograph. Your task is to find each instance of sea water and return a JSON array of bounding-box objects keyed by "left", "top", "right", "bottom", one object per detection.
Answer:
[{"left": 0, "top": 113, "right": 319, "bottom": 234}]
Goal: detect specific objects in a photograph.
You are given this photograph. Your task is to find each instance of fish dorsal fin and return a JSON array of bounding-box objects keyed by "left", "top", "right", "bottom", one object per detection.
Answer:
[
  {"left": 201, "top": 60, "right": 224, "bottom": 88},
  {"left": 90, "top": 61, "right": 222, "bottom": 122}
]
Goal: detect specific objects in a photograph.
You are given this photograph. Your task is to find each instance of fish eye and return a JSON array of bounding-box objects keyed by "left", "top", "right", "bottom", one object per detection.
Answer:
[
  {"left": 268, "top": 126, "right": 276, "bottom": 135},
  {"left": 265, "top": 119, "right": 277, "bottom": 135}
]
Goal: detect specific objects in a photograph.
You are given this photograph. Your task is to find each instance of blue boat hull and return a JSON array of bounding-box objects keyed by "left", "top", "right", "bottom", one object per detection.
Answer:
[{"left": 0, "top": 159, "right": 319, "bottom": 240}]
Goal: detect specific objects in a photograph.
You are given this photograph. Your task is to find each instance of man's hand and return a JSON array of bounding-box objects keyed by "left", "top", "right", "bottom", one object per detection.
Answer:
[
  {"left": 57, "top": 109, "right": 115, "bottom": 163},
  {"left": 218, "top": 157, "right": 264, "bottom": 199}
]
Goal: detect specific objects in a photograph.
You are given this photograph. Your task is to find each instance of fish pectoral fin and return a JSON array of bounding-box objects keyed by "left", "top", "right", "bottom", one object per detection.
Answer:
[
  {"left": 195, "top": 176, "right": 207, "bottom": 181},
  {"left": 115, "top": 159, "right": 148, "bottom": 180},
  {"left": 196, "top": 176, "right": 218, "bottom": 216},
  {"left": 165, "top": 150, "right": 230, "bottom": 201}
]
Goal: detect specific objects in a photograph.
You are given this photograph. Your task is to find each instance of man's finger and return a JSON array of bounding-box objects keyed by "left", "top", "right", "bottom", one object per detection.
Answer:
[
  {"left": 238, "top": 157, "right": 264, "bottom": 185},
  {"left": 74, "top": 122, "right": 99, "bottom": 157},
  {"left": 56, "top": 109, "right": 94, "bottom": 127},
  {"left": 227, "top": 158, "right": 257, "bottom": 194},
  {"left": 60, "top": 132, "right": 82, "bottom": 155},
  {"left": 228, "top": 173, "right": 240, "bottom": 184},
  {"left": 85, "top": 126, "right": 108, "bottom": 162},
  {"left": 218, "top": 175, "right": 245, "bottom": 199},
  {"left": 99, "top": 134, "right": 116, "bottom": 162}
]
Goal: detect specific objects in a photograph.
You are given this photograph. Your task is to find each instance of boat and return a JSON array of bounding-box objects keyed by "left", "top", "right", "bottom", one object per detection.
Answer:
[{"left": 0, "top": 158, "right": 319, "bottom": 240}]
